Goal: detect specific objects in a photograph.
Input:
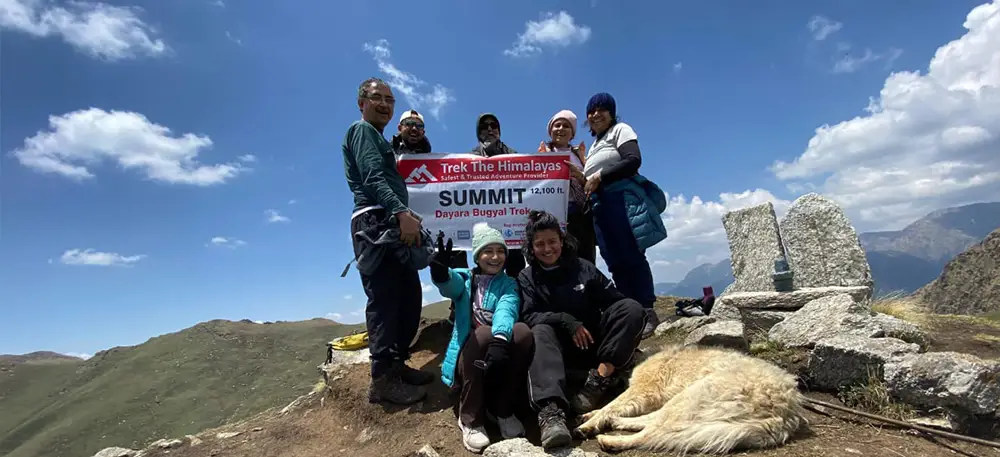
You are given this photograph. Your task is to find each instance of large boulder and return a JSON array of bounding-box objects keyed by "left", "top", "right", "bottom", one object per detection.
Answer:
[
  {"left": 654, "top": 316, "right": 716, "bottom": 337},
  {"left": 871, "top": 313, "right": 928, "bottom": 348},
  {"left": 93, "top": 448, "right": 141, "bottom": 457},
  {"left": 768, "top": 294, "right": 884, "bottom": 348},
  {"left": 742, "top": 309, "right": 794, "bottom": 333},
  {"left": 915, "top": 228, "right": 1000, "bottom": 315},
  {"left": 884, "top": 352, "right": 1000, "bottom": 416},
  {"left": 716, "top": 286, "right": 871, "bottom": 311},
  {"left": 722, "top": 202, "right": 787, "bottom": 294},
  {"left": 778, "top": 193, "right": 873, "bottom": 290},
  {"left": 484, "top": 438, "right": 598, "bottom": 457},
  {"left": 684, "top": 320, "right": 748, "bottom": 352},
  {"left": 809, "top": 335, "right": 920, "bottom": 391}
]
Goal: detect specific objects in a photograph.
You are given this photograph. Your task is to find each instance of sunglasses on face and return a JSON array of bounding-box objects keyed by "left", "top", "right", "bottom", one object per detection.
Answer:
[
  {"left": 481, "top": 122, "right": 499, "bottom": 131},
  {"left": 367, "top": 93, "right": 395, "bottom": 105},
  {"left": 402, "top": 120, "right": 424, "bottom": 129}
]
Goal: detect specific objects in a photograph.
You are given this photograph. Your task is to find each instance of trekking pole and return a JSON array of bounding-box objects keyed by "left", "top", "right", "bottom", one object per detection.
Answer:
[{"left": 804, "top": 398, "right": 1000, "bottom": 450}]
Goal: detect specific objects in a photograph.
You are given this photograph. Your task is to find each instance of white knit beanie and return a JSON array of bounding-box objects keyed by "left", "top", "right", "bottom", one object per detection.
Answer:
[
  {"left": 471, "top": 222, "right": 507, "bottom": 261},
  {"left": 547, "top": 109, "right": 578, "bottom": 138}
]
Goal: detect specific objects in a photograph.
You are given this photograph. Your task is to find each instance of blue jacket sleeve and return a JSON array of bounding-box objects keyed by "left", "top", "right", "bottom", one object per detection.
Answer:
[
  {"left": 490, "top": 278, "right": 520, "bottom": 340},
  {"left": 435, "top": 268, "right": 466, "bottom": 300}
]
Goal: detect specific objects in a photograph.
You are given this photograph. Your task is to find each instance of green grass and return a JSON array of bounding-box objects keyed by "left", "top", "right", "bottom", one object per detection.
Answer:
[
  {"left": 0, "top": 317, "right": 365, "bottom": 457},
  {"left": 838, "top": 367, "right": 915, "bottom": 421}
]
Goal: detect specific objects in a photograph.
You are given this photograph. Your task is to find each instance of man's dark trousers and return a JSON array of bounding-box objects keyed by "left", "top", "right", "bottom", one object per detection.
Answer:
[{"left": 351, "top": 209, "right": 423, "bottom": 378}]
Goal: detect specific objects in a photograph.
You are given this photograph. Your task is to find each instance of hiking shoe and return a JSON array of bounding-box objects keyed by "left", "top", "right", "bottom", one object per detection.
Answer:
[
  {"left": 571, "top": 369, "right": 613, "bottom": 414},
  {"left": 395, "top": 361, "right": 435, "bottom": 385},
  {"left": 368, "top": 372, "right": 426, "bottom": 405},
  {"left": 641, "top": 308, "right": 660, "bottom": 339},
  {"left": 538, "top": 402, "right": 572, "bottom": 449},
  {"left": 458, "top": 418, "right": 490, "bottom": 453},
  {"left": 487, "top": 411, "right": 525, "bottom": 439}
]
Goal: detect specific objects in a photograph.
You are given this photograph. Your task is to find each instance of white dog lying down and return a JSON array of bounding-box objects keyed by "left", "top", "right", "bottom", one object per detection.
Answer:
[{"left": 575, "top": 345, "right": 808, "bottom": 454}]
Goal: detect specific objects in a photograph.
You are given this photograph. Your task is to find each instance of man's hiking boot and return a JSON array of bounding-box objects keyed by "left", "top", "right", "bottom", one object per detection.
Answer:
[
  {"left": 368, "top": 372, "right": 426, "bottom": 405},
  {"left": 641, "top": 308, "right": 660, "bottom": 339},
  {"left": 538, "top": 402, "right": 572, "bottom": 449},
  {"left": 395, "top": 361, "right": 434, "bottom": 385},
  {"left": 571, "top": 369, "right": 613, "bottom": 414}
]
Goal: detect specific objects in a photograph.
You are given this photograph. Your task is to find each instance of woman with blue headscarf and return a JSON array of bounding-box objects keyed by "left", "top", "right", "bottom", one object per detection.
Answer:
[{"left": 582, "top": 92, "right": 668, "bottom": 340}]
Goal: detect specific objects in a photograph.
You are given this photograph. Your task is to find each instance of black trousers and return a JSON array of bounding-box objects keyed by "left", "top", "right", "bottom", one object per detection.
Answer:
[
  {"left": 456, "top": 323, "right": 534, "bottom": 426},
  {"left": 567, "top": 208, "right": 596, "bottom": 265},
  {"left": 527, "top": 299, "right": 646, "bottom": 409},
  {"left": 351, "top": 209, "right": 423, "bottom": 378}
]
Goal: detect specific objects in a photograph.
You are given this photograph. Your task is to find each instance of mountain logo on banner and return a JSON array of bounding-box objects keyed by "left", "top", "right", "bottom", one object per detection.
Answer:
[{"left": 405, "top": 164, "right": 438, "bottom": 184}]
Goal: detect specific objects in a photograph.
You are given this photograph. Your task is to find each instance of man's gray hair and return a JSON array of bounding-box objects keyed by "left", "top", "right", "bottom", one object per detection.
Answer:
[{"left": 357, "top": 77, "right": 388, "bottom": 103}]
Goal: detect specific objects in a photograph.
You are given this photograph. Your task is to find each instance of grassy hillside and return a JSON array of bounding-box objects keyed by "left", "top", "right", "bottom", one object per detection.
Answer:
[{"left": 0, "top": 318, "right": 364, "bottom": 457}]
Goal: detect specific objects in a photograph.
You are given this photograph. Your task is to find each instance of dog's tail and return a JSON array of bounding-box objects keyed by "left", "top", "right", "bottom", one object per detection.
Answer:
[{"left": 600, "top": 410, "right": 807, "bottom": 455}]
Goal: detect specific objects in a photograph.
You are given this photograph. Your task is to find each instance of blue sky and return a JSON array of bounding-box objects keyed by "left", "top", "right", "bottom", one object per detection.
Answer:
[{"left": 2, "top": 0, "right": 998, "bottom": 357}]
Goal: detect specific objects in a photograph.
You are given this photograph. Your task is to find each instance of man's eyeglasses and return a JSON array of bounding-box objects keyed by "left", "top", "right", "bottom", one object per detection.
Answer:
[
  {"left": 367, "top": 93, "right": 395, "bottom": 105},
  {"left": 402, "top": 120, "right": 425, "bottom": 130}
]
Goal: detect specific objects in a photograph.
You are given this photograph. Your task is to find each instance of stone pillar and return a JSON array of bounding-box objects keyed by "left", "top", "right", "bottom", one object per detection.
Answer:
[
  {"left": 778, "top": 193, "right": 873, "bottom": 292},
  {"left": 722, "top": 202, "right": 786, "bottom": 294}
]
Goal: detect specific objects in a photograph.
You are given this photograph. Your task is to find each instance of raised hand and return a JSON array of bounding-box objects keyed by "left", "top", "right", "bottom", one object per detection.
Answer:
[
  {"left": 537, "top": 141, "right": 548, "bottom": 153},
  {"left": 429, "top": 231, "right": 453, "bottom": 283}
]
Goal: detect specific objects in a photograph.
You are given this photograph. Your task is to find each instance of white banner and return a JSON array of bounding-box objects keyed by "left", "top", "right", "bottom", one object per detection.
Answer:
[{"left": 397, "top": 152, "right": 570, "bottom": 249}]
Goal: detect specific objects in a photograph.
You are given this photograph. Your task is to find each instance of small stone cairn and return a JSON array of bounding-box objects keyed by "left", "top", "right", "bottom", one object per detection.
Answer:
[{"left": 654, "top": 192, "right": 1000, "bottom": 427}]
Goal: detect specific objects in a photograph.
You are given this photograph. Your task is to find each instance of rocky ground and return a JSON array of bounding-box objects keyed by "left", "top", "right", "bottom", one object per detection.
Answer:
[{"left": 116, "top": 297, "right": 1000, "bottom": 457}]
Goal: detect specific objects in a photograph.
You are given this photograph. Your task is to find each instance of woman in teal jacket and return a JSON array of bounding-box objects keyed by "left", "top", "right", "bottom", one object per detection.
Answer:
[{"left": 431, "top": 223, "right": 533, "bottom": 453}]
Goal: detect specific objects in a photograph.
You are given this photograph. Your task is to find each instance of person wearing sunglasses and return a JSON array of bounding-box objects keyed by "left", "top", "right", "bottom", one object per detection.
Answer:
[
  {"left": 467, "top": 113, "right": 527, "bottom": 280},
  {"left": 392, "top": 109, "right": 432, "bottom": 157}
]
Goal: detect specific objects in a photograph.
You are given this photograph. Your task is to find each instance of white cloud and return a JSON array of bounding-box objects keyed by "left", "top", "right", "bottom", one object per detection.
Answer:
[
  {"left": 61, "top": 351, "right": 92, "bottom": 360},
  {"left": 773, "top": 0, "right": 1000, "bottom": 227},
  {"left": 237, "top": 154, "right": 256, "bottom": 163},
  {"left": 349, "top": 308, "right": 364, "bottom": 317},
  {"left": 207, "top": 236, "right": 246, "bottom": 248},
  {"left": 327, "top": 312, "right": 343, "bottom": 320},
  {"left": 11, "top": 108, "right": 249, "bottom": 185},
  {"left": 342, "top": 294, "right": 352, "bottom": 300},
  {"left": 831, "top": 45, "right": 903, "bottom": 74},
  {"left": 504, "top": 11, "right": 591, "bottom": 58},
  {"left": 421, "top": 282, "right": 434, "bottom": 293},
  {"left": 807, "top": 15, "right": 842, "bottom": 41},
  {"left": 362, "top": 39, "right": 455, "bottom": 119},
  {"left": 57, "top": 248, "right": 146, "bottom": 267},
  {"left": 212, "top": 0, "right": 225, "bottom": 7},
  {"left": 265, "top": 209, "right": 289, "bottom": 223},
  {"left": 287, "top": 199, "right": 297, "bottom": 205},
  {"left": 672, "top": 62, "right": 683, "bottom": 74},
  {"left": 225, "top": 30, "right": 241, "bottom": 46},
  {"left": 0, "top": 0, "right": 168, "bottom": 60}
]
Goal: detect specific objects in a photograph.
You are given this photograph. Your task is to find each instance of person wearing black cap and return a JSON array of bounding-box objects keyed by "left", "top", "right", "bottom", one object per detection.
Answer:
[
  {"left": 582, "top": 92, "right": 668, "bottom": 341},
  {"left": 467, "top": 113, "right": 526, "bottom": 279}
]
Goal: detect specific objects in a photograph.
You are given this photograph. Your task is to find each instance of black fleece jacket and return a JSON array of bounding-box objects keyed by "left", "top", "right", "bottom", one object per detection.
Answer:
[{"left": 518, "top": 257, "right": 626, "bottom": 333}]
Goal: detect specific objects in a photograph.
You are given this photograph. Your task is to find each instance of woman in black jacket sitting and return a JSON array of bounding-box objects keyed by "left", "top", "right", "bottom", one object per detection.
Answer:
[{"left": 517, "top": 210, "right": 647, "bottom": 450}]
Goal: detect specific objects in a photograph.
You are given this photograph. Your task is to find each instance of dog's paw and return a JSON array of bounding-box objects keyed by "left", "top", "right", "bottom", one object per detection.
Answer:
[{"left": 574, "top": 415, "right": 603, "bottom": 437}]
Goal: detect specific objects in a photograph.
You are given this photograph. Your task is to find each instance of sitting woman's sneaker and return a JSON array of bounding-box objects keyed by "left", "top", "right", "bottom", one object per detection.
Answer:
[{"left": 458, "top": 419, "right": 490, "bottom": 453}]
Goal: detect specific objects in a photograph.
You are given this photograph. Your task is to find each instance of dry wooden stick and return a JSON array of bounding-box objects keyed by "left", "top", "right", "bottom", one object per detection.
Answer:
[{"left": 805, "top": 398, "right": 1000, "bottom": 450}]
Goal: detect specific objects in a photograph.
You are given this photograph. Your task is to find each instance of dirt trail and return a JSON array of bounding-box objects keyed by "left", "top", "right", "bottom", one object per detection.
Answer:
[{"left": 141, "top": 319, "right": 1000, "bottom": 457}]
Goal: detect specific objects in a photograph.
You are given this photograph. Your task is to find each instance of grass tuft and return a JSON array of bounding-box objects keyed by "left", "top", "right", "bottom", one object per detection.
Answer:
[
  {"left": 870, "top": 293, "right": 930, "bottom": 326},
  {"left": 838, "top": 367, "right": 914, "bottom": 422}
]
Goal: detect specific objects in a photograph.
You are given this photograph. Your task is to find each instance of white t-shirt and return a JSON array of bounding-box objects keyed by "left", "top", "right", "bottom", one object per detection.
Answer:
[{"left": 584, "top": 122, "right": 638, "bottom": 178}]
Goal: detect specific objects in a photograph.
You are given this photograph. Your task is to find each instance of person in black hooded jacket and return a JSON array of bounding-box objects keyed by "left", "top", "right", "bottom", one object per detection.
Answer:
[
  {"left": 467, "top": 113, "right": 525, "bottom": 279},
  {"left": 517, "top": 210, "right": 646, "bottom": 450}
]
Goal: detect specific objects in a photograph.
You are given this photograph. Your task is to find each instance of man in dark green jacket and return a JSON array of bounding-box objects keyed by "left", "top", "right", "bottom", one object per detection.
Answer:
[{"left": 343, "top": 77, "right": 433, "bottom": 406}]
